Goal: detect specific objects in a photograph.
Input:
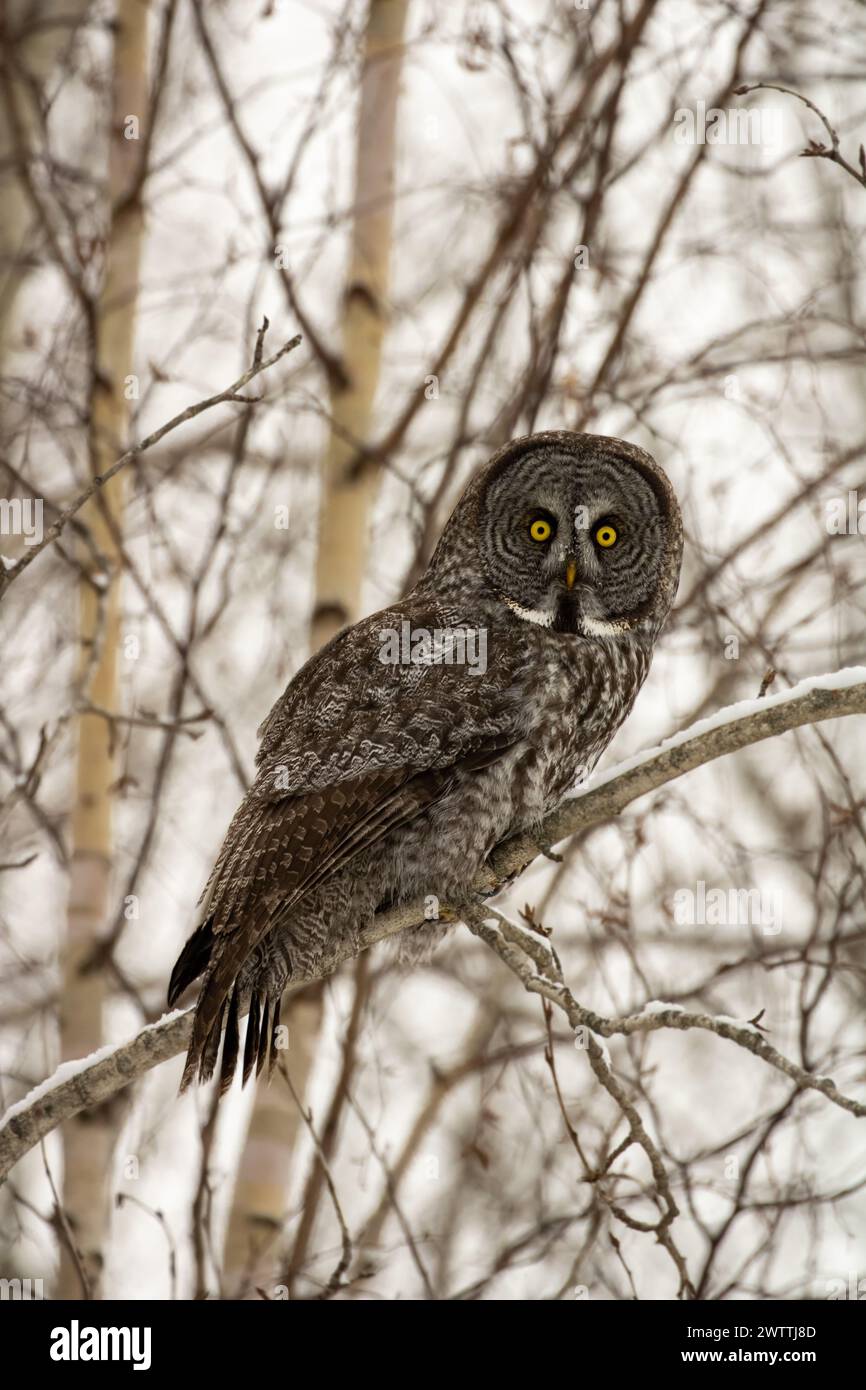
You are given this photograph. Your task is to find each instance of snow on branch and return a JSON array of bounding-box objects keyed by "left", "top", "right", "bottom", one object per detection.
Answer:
[
  {"left": 484, "top": 665, "right": 866, "bottom": 886},
  {"left": 1, "top": 665, "right": 864, "bottom": 1182},
  {"left": 467, "top": 906, "right": 866, "bottom": 1119}
]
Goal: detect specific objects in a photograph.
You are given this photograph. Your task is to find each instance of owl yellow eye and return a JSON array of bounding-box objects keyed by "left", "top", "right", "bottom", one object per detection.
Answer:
[
  {"left": 529, "top": 516, "right": 555, "bottom": 543},
  {"left": 595, "top": 523, "right": 617, "bottom": 548}
]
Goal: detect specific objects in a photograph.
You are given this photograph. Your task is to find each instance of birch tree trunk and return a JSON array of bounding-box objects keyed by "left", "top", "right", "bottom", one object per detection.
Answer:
[
  {"left": 57, "top": 0, "right": 150, "bottom": 1299},
  {"left": 0, "top": 0, "right": 94, "bottom": 1291},
  {"left": 221, "top": 0, "right": 409, "bottom": 1295},
  {"left": 309, "top": 0, "right": 409, "bottom": 648}
]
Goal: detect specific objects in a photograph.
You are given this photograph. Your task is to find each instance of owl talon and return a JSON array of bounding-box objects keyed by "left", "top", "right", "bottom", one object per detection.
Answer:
[
  {"left": 436, "top": 893, "right": 479, "bottom": 924},
  {"left": 539, "top": 844, "right": 564, "bottom": 863},
  {"left": 479, "top": 878, "right": 508, "bottom": 898}
]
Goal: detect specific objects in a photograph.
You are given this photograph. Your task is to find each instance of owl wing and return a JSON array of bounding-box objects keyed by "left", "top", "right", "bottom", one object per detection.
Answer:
[{"left": 172, "top": 601, "right": 528, "bottom": 1090}]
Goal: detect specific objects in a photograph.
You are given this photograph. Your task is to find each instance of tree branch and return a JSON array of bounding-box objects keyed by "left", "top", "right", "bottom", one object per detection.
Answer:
[
  {"left": 0, "top": 322, "right": 302, "bottom": 599},
  {"left": 1, "top": 665, "right": 864, "bottom": 1182},
  {"left": 465, "top": 905, "right": 866, "bottom": 1120},
  {"left": 735, "top": 82, "right": 866, "bottom": 190}
]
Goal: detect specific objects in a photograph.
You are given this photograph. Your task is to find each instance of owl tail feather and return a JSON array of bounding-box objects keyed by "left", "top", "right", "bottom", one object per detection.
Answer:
[
  {"left": 179, "top": 983, "right": 279, "bottom": 1095},
  {"left": 242, "top": 991, "right": 261, "bottom": 1084},
  {"left": 167, "top": 919, "right": 213, "bottom": 1008}
]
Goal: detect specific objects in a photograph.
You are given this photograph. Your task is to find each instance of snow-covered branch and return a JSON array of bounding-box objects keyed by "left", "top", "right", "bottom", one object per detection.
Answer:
[
  {"left": 467, "top": 905, "right": 866, "bottom": 1120},
  {"left": 483, "top": 666, "right": 866, "bottom": 886},
  {"left": 1, "top": 665, "right": 864, "bottom": 1182}
]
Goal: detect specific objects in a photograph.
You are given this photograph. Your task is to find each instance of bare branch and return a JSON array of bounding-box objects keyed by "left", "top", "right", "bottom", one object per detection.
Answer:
[
  {"left": 735, "top": 82, "right": 866, "bottom": 189},
  {"left": 1, "top": 665, "right": 864, "bottom": 1182},
  {"left": 0, "top": 325, "right": 302, "bottom": 598}
]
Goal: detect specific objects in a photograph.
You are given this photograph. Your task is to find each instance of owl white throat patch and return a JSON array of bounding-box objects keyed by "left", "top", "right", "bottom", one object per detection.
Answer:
[
  {"left": 502, "top": 593, "right": 634, "bottom": 636},
  {"left": 502, "top": 595, "right": 554, "bottom": 627}
]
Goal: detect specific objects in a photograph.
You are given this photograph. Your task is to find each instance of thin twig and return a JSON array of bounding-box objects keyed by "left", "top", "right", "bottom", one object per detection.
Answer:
[
  {"left": 735, "top": 82, "right": 866, "bottom": 189},
  {"left": 0, "top": 324, "right": 302, "bottom": 597}
]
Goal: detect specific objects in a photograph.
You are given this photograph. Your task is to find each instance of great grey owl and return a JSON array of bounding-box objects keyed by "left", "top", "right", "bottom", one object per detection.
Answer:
[{"left": 169, "top": 430, "right": 682, "bottom": 1092}]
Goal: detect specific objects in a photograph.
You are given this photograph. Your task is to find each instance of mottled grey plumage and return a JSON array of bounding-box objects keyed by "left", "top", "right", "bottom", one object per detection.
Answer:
[{"left": 169, "top": 430, "right": 683, "bottom": 1092}]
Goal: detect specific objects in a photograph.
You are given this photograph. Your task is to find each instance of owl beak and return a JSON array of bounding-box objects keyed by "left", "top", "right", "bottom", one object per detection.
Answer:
[{"left": 564, "top": 558, "right": 578, "bottom": 590}]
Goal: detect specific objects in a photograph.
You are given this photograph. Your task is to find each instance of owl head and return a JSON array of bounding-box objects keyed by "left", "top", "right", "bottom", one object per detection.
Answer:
[{"left": 429, "top": 431, "right": 683, "bottom": 638}]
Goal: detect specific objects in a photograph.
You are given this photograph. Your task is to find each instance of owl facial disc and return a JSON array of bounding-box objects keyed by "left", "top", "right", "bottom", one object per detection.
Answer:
[{"left": 468, "top": 431, "right": 682, "bottom": 640}]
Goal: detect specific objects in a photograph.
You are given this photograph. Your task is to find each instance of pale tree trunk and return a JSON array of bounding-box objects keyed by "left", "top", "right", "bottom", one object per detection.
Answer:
[
  {"left": 0, "top": 0, "right": 93, "bottom": 1290},
  {"left": 219, "top": 988, "right": 323, "bottom": 1298},
  {"left": 221, "top": 0, "right": 409, "bottom": 1296},
  {"left": 58, "top": 0, "right": 150, "bottom": 1298},
  {"left": 309, "top": 0, "right": 409, "bottom": 648}
]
